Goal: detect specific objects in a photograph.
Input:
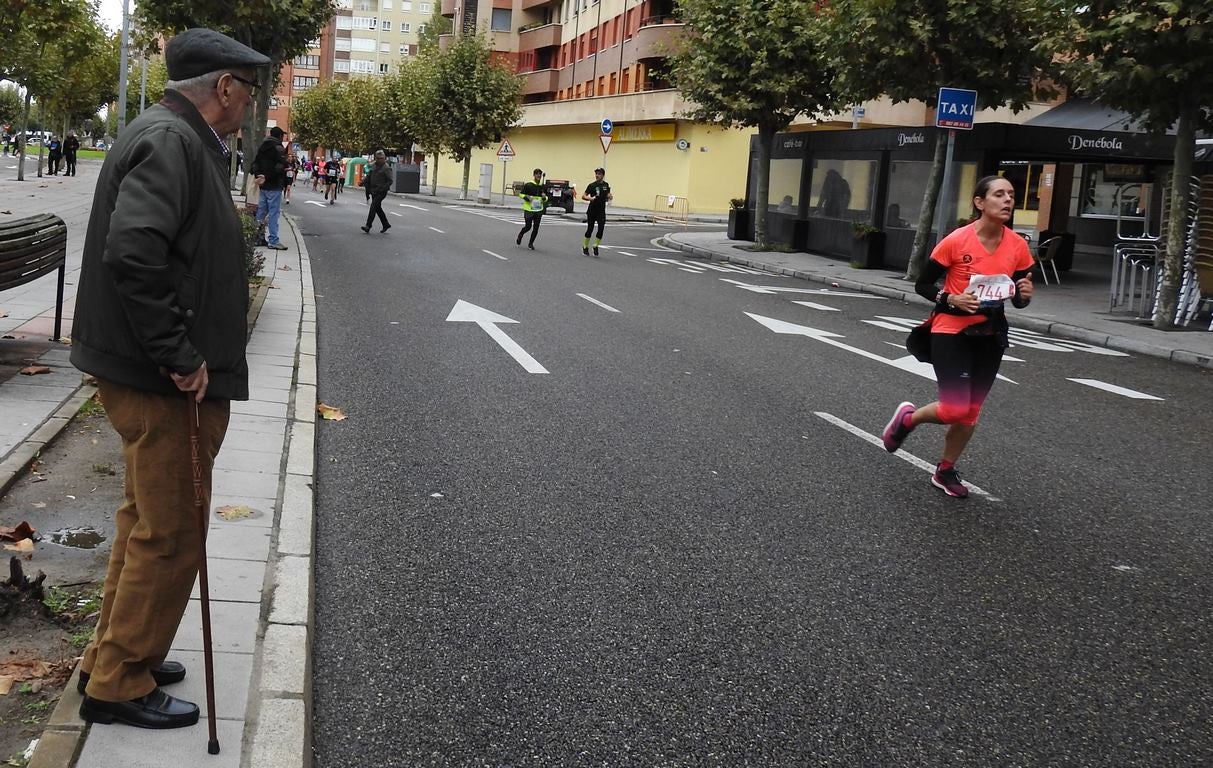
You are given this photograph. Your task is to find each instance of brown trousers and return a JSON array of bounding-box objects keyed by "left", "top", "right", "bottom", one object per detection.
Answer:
[{"left": 81, "top": 379, "right": 229, "bottom": 702}]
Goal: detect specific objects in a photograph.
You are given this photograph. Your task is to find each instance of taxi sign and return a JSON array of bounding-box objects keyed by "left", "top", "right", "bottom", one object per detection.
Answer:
[{"left": 936, "top": 87, "right": 977, "bottom": 130}]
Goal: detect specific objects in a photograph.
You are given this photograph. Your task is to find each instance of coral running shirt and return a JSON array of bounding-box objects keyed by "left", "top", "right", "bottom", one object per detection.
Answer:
[{"left": 930, "top": 224, "right": 1034, "bottom": 334}]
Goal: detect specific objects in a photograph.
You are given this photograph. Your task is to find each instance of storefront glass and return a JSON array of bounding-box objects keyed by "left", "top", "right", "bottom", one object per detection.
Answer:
[
  {"left": 766, "top": 158, "right": 803, "bottom": 213},
  {"left": 1080, "top": 164, "right": 1147, "bottom": 220},
  {"left": 808, "top": 158, "right": 877, "bottom": 221},
  {"left": 886, "top": 160, "right": 978, "bottom": 232}
]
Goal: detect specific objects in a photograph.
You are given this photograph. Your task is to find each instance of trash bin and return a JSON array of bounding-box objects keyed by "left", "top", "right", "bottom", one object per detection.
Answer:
[{"left": 394, "top": 164, "right": 421, "bottom": 194}]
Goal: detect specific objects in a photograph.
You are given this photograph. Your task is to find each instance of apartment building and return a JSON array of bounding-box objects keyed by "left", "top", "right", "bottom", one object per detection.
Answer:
[{"left": 266, "top": 0, "right": 425, "bottom": 134}]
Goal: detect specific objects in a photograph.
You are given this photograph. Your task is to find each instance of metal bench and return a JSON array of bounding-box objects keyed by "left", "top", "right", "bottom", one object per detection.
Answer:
[{"left": 0, "top": 213, "right": 68, "bottom": 340}]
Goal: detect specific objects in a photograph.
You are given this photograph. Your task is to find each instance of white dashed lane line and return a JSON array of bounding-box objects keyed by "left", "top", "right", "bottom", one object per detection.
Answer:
[
  {"left": 1067, "top": 378, "right": 1164, "bottom": 400},
  {"left": 429, "top": 226, "right": 444, "bottom": 234},
  {"left": 577, "top": 294, "right": 620, "bottom": 313}
]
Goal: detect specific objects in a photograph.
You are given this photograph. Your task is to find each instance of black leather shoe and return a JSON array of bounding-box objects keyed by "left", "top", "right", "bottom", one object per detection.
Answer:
[
  {"left": 78, "top": 661, "right": 186, "bottom": 695},
  {"left": 79, "top": 687, "right": 199, "bottom": 729}
]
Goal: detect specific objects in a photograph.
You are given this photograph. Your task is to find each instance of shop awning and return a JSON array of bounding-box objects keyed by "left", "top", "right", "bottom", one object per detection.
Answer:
[{"left": 1024, "top": 98, "right": 1148, "bottom": 132}]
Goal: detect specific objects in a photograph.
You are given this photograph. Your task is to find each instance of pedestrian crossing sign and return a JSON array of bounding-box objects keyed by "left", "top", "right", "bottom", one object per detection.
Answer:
[{"left": 496, "top": 139, "right": 516, "bottom": 159}]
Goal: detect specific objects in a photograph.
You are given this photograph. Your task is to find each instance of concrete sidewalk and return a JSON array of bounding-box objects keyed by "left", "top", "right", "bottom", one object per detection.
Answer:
[
  {"left": 658, "top": 230, "right": 1213, "bottom": 369},
  {"left": 0, "top": 159, "right": 318, "bottom": 768}
]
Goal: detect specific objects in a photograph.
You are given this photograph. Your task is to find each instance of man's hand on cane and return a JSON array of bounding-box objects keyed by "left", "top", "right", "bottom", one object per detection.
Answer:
[{"left": 172, "top": 363, "right": 209, "bottom": 402}]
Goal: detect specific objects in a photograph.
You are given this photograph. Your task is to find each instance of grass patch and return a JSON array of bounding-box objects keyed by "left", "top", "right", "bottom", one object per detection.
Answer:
[
  {"left": 77, "top": 149, "right": 107, "bottom": 160},
  {"left": 68, "top": 627, "right": 94, "bottom": 650},
  {"left": 77, "top": 396, "right": 105, "bottom": 417}
]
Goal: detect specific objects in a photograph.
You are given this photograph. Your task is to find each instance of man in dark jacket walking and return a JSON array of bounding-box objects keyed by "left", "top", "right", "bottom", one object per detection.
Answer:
[
  {"left": 360, "top": 149, "right": 393, "bottom": 233},
  {"left": 70, "top": 27, "right": 266, "bottom": 731},
  {"left": 63, "top": 131, "right": 80, "bottom": 176},
  {"left": 251, "top": 125, "right": 288, "bottom": 249}
]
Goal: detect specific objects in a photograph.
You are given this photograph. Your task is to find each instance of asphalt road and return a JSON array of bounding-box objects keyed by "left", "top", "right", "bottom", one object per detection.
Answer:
[{"left": 299, "top": 190, "right": 1213, "bottom": 767}]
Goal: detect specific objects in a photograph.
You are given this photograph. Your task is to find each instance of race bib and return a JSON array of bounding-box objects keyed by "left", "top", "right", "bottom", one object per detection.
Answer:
[{"left": 967, "top": 274, "right": 1016, "bottom": 307}]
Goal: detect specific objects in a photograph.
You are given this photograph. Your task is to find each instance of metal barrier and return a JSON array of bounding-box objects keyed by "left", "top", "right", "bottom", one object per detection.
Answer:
[{"left": 652, "top": 194, "right": 689, "bottom": 227}]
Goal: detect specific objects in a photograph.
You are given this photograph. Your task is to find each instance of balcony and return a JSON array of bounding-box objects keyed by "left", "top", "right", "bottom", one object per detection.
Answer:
[
  {"left": 521, "top": 68, "right": 559, "bottom": 96},
  {"left": 633, "top": 19, "right": 685, "bottom": 61},
  {"left": 522, "top": 0, "right": 555, "bottom": 10},
  {"left": 440, "top": 0, "right": 455, "bottom": 16},
  {"left": 518, "top": 22, "right": 561, "bottom": 50}
]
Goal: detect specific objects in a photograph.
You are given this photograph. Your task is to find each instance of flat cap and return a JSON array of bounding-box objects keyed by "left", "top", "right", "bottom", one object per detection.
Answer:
[{"left": 165, "top": 28, "right": 270, "bottom": 81}]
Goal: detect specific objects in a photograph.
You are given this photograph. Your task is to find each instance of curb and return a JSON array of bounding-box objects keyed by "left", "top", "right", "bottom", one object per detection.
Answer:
[{"left": 657, "top": 236, "right": 1213, "bottom": 370}]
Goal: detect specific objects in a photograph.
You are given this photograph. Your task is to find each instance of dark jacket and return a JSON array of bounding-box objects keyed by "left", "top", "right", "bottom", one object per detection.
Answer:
[
  {"left": 70, "top": 89, "right": 249, "bottom": 401},
  {"left": 250, "top": 135, "right": 287, "bottom": 190},
  {"left": 362, "top": 161, "right": 393, "bottom": 196},
  {"left": 63, "top": 135, "right": 80, "bottom": 156}
]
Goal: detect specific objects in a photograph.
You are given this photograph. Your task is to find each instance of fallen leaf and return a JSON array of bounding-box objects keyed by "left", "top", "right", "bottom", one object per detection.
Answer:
[
  {"left": 316, "top": 403, "right": 347, "bottom": 421},
  {"left": 3, "top": 539, "right": 34, "bottom": 552},
  {"left": 0, "top": 676, "right": 12, "bottom": 695},
  {"left": 215, "top": 504, "right": 253, "bottom": 521},
  {"left": 0, "top": 659, "right": 54, "bottom": 684},
  {"left": 279, "top": 264, "right": 292, "bottom": 270},
  {"left": 0, "top": 521, "right": 36, "bottom": 541},
  {"left": 19, "top": 365, "right": 51, "bottom": 375}
]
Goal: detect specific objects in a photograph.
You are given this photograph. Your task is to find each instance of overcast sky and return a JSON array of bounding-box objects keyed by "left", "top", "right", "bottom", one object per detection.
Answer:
[{"left": 96, "top": 0, "right": 126, "bottom": 33}]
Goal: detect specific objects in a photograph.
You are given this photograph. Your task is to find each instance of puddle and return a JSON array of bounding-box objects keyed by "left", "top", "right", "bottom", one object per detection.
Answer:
[{"left": 48, "top": 526, "right": 106, "bottom": 549}]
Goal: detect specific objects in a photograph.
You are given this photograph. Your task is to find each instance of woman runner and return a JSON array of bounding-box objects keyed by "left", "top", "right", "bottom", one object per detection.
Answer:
[{"left": 881, "top": 175, "right": 1035, "bottom": 498}]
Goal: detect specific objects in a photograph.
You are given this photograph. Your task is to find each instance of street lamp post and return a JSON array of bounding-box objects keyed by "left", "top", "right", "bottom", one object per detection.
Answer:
[{"left": 116, "top": 0, "right": 130, "bottom": 135}]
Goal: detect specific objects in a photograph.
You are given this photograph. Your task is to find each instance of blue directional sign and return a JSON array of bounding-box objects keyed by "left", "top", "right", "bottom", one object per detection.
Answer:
[
  {"left": 601, "top": 118, "right": 613, "bottom": 135},
  {"left": 936, "top": 87, "right": 978, "bottom": 130}
]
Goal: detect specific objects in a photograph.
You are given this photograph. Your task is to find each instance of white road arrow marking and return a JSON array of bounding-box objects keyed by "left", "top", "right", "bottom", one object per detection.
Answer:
[
  {"left": 880, "top": 341, "right": 1024, "bottom": 363},
  {"left": 815, "top": 412, "right": 1001, "bottom": 502},
  {"left": 1067, "top": 378, "right": 1163, "bottom": 400},
  {"left": 446, "top": 300, "right": 548, "bottom": 374},
  {"left": 792, "top": 301, "right": 840, "bottom": 312},
  {"left": 577, "top": 293, "right": 620, "bottom": 312},
  {"left": 747, "top": 312, "right": 939, "bottom": 380},
  {"left": 482, "top": 249, "right": 508, "bottom": 261},
  {"left": 400, "top": 203, "right": 429, "bottom": 211},
  {"left": 305, "top": 200, "right": 327, "bottom": 207},
  {"left": 723, "top": 279, "right": 886, "bottom": 298}
]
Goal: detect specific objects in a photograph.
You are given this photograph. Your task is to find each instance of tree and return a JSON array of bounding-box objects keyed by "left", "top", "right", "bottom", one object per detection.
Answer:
[
  {"left": 136, "top": 0, "right": 338, "bottom": 187},
  {"left": 41, "top": 23, "right": 120, "bottom": 135},
  {"left": 429, "top": 34, "right": 521, "bottom": 199},
  {"left": 1047, "top": 1, "right": 1213, "bottom": 329},
  {"left": 0, "top": 84, "right": 21, "bottom": 128},
  {"left": 290, "top": 79, "right": 345, "bottom": 153},
  {"left": 416, "top": 4, "right": 452, "bottom": 56},
  {"left": 822, "top": 0, "right": 1059, "bottom": 278},
  {"left": 394, "top": 55, "right": 447, "bottom": 193},
  {"left": 672, "top": 0, "right": 842, "bottom": 249}
]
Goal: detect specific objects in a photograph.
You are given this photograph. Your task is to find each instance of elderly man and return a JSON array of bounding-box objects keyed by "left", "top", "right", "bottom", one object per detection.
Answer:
[
  {"left": 360, "top": 149, "right": 393, "bottom": 233},
  {"left": 70, "top": 28, "right": 267, "bottom": 730}
]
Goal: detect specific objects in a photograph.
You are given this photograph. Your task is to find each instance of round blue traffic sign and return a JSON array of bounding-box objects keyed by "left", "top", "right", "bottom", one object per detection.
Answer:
[{"left": 601, "top": 119, "right": 613, "bottom": 135}]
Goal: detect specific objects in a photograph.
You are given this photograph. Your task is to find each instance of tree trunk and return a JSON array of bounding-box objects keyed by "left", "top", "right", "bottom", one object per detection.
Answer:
[
  {"left": 1155, "top": 102, "right": 1195, "bottom": 330},
  {"left": 460, "top": 155, "right": 471, "bottom": 200},
  {"left": 906, "top": 130, "right": 948, "bottom": 281},
  {"left": 430, "top": 153, "right": 439, "bottom": 195},
  {"left": 754, "top": 124, "right": 774, "bottom": 249},
  {"left": 36, "top": 102, "right": 45, "bottom": 179},
  {"left": 240, "top": 97, "right": 257, "bottom": 196},
  {"left": 16, "top": 91, "right": 31, "bottom": 182}
]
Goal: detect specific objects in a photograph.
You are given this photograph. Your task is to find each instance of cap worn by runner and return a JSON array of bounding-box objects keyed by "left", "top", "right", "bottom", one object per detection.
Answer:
[{"left": 165, "top": 28, "right": 270, "bottom": 80}]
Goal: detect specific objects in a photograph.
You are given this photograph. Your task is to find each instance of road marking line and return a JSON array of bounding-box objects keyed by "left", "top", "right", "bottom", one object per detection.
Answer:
[
  {"left": 389, "top": 211, "right": 403, "bottom": 217},
  {"left": 1067, "top": 378, "right": 1163, "bottom": 400},
  {"left": 814, "top": 412, "right": 1001, "bottom": 502},
  {"left": 429, "top": 226, "right": 444, "bottom": 233},
  {"left": 482, "top": 249, "right": 508, "bottom": 261},
  {"left": 618, "top": 251, "right": 637, "bottom": 257},
  {"left": 793, "top": 301, "right": 840, "bottom": 312},
  {"left": 577, "top": 293, "right": 620, "bottom": 312},
  {"left": 400, "top": 203, "right": 429, "bottom": 210}
]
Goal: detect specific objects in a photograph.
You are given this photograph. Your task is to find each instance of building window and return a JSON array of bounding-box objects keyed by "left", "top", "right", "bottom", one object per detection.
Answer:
[
  {"left": 400, "top": 44, "right": 409, "bottom": 54},
  {"left": 293, "top": 54, "right": 320, "bottom": 68},
  {"left": 337, "top": 0, "right": 352, "bottom": 7},
  {"left": 401, "top": 0, "right": 412, "bottom": 10},
  {"left": 1080, "top": 165, "right": 1147, "bottom": 220},
  {"left": 357, "top": 0, "right": 372, "bottom": 9},
  {"left": 417, "top": 23, "right": 427, "bottom": 33},
  {"left": 334, "top": 60, "right": 351, "bottom": 73},
  {"left": 400, "top": 22, "right": 411, "bottom": 32},
  {"left": 350, "top": 59, "right": 375, "bottom": 73},
  {"left": 380, "top": 42, "right": 391, "bottom": 53},
  {"left": 353, "top": 16, "right": 378, "bottom": 29},
  {"left": 270, "top": 97, "right": 280, "bottom": 108},
  {"left": 419, "top": 2, "right": 431, "bottom": 12},
  {"left": 490, "top": 8, "right": 511, "bottom": 31},
  {"left": 307, "top": 38, "right": 321, "bottom": 48},
  {"left": 352, "top": 37, "right": 375, "bottom": 51},
  {"left": 380, "top": 63, "right": 390, "bottom": 73},
  {"left": 381, "top": 19, "right": 391, "bottom": 31},
  {"left": 335, "top": 38, "right": 352, "bottom": 50},
  {"left": 292, "top": 76, "right": 318, "bottom": 90},
  {"left": 383, "top": 0, "right": 393, "bottom": 7},
  {"left": 336, "top": 15, "right": 353, "bottom": 28}
]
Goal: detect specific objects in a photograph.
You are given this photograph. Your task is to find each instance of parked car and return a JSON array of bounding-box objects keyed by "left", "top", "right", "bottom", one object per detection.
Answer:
[{"left": 544, "top": 178, "right": 576, "bottom": 213}]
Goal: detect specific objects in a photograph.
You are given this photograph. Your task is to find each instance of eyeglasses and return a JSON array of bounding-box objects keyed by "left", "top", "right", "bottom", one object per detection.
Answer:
[{"left": 228, "top": 73, "right": 259, "bottom": 96}]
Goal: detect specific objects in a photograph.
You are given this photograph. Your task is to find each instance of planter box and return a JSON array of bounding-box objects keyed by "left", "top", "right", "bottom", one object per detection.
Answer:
[
  {"left": 850, "top": 231, "right": 886, "bottom": 269},
  {"left": 727, "top": 209, "right": 751, "bottom": 240}
]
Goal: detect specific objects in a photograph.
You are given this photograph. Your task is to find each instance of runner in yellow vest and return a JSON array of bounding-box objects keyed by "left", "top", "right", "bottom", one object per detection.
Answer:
[{"left": 515, "top": 168, "right": 548, "bottom": 250}]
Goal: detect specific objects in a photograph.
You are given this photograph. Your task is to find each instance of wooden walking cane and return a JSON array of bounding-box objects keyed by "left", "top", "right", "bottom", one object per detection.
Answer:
[{"left": 189, "top": 396, "right": 221, "bottom": 754}]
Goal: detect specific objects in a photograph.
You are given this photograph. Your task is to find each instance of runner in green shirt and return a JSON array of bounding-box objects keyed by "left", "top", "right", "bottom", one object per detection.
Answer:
[{"left": 515, "top": 168, "right": 547, "bottom": 250}]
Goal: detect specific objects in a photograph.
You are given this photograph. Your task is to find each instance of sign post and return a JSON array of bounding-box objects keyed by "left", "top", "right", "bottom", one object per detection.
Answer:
[
  {"left": 496, "top": 138, "right": 516, "bottom": 205},
  {"left": 932, "top": 87, "right": 977, "bottom": 244}
]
